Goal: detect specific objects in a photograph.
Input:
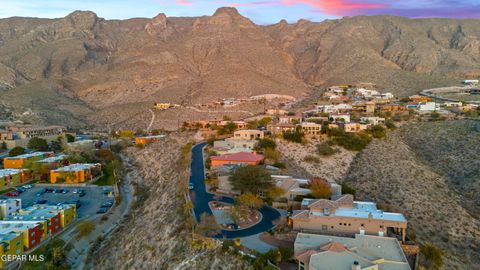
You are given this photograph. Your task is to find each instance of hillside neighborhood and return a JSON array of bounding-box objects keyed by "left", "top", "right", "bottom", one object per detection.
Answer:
[{"left": 0, "top": 81, "right": 478, "bottom": 269}]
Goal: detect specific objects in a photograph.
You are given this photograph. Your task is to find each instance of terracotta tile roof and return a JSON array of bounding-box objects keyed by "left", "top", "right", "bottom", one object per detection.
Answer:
[
  {"left": 210, "top": 152, "right": 264, "bottom": 162},
  {"left": 295, "top": 250, "right": 317, "bottom": 264},
  {"left": 320, "top": 242, "right": 348, "bottom": 252}
]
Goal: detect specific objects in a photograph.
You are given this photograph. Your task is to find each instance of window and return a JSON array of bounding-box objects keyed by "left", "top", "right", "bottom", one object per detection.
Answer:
[
  {"left": 361, "top": 224, "right": 364, "bottom": 227},
  {"left": 300, "top": 261, "right": 305, "bottom": 270},
  {"left": 321, "top": 225, "right": 328, "bottom": 231},
  {"left": 380, "top": 225, "right": 384, "bottom": 229}
]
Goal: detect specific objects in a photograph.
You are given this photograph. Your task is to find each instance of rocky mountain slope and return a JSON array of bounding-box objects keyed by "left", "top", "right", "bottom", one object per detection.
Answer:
[
  {"left": 89, "top": 134, "right": 248, "bottom": 269},
  {"left": 0, "top": 8, "right": 479, "bottom": 128},
  {"left": 343, "top": 120, "right": 480, "bottom": 269}
]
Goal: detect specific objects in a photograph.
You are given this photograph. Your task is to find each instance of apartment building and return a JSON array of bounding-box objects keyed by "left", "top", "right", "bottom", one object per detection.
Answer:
[
  {"left": 0, "top": 125, "right": 66, "bottom": 149},
  {"left": 0, "top": 169, "right": 28, "bottom": 191},
  {"left": 3, "top": 152, "right": 54, "bottom": 169},
  {"left": 50, "top": 163, "right": 101, "bottom": 184},
  {"left": 0, "top": 199, "right": 22, "bottom": 219}
]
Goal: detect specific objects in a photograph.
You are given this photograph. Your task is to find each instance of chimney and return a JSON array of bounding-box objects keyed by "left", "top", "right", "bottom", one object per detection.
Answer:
[{"left": 352, "top": 261, "right": 361, "bottom": 270}]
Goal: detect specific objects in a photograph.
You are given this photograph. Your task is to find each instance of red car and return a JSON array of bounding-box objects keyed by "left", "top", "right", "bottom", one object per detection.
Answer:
[{"left": 5, "top": 191, "right": 19, "bottom": 197}]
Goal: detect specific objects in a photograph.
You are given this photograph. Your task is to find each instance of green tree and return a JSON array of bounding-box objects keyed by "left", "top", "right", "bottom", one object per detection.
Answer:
[
  {"left": 264, "top": 148, "right": 280, "bottom": 163},
  {"left": 65, "top": 133, "right": 75, "bottom": 143},
  {"left": 257, "top": 138, "right": 276, "bottom": 150},
  {"left": 258, "top": 117, "right": 272, "bottom": 126},
  {"left": 309, "top": 178, "right": 331, "bottom": 199},
  {"left": 333, "top": 133, "right": 371, "bottom": 151},
  {"left": 1, "top": 142, "right": 7, "bottom": 151},
  {"left": 420, "top": 243, "right": 443, "bottom": 270},
  {"left": 236, "top": 193, "right": 263, "bottom": 210},
  {"left": 282, "top": 131, "right": 304, "bottom": 143},
  {"left": 230, "top": 165, "right": 273, "bottom": 194},
  {"left": 8, "top": 146, "right": 25, "bottom": 157},
  {"left": 28, "top": 137, "right": 49, "bottom": 151}
]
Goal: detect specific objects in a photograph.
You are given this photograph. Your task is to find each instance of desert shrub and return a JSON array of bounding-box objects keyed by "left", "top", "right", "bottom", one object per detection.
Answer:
[
  {"left": 420, "top": 243, "right": 443, "bottom": 270},
  {"left": 333, "top": 133, "right": 371, "bottom": 151},
  {"left": 369, "top": 125, "right": 386, "bottom": 139},
  {"left": 282, "top": 131, "right": 304, "bottom": 143},
  {"left": 77, "top": 220, "right": 95, "bottom": 237},
  {"left": 317, "top": 142, "right": 336, "bottom": 156},
  {"left": 340, "top": 182, "right": 356, "bottom": 196},
  {"left": 257, "top": 138, "right": 276, "bottom": 150},
  {"left": 304, "top": 155, "right": 320, "bottom": 163},
  {"left": 273, "top": 162, "right": 286, "bottom": 169},
  {"left": 385, "top": 119, "right": 396, "bottom": 129}
]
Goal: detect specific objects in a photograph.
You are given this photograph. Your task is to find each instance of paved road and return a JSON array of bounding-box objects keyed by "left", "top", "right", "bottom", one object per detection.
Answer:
[{"left": 189, "top": 143, "right": 281, "bottom": 239}]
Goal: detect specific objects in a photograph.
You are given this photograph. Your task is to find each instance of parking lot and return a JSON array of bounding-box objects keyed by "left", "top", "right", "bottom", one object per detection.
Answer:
[{"left": 1, "top": 185, "right": 115, "bottom": 219}]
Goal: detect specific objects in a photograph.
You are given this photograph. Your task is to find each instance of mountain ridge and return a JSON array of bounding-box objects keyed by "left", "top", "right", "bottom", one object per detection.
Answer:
[{"left": 0, "top": 8, "right": 478, "bottom": 128}]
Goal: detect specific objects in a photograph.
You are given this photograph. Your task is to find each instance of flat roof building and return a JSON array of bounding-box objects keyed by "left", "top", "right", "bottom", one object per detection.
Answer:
[
  {"left": 294, "top": 233, "right": 411, "bottom": 270},
  {"left": 50, "top": 163, "right": 101, "bottom": 184},
  {"left": 292, "top": 195, "right": 408, "bottom": 242}
]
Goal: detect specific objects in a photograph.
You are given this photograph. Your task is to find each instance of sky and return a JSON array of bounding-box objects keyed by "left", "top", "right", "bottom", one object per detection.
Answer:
[{"left": 0, "top": 0, "right": 479, "bottom": 24}]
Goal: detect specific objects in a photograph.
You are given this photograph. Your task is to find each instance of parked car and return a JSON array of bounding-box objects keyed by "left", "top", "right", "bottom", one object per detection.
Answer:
[
  {"left": 72, "top": 189, "right": 78, "bottom": 194},
  {"left": 79, "top": 191, "right": 86, "bottom": 197},
  {"left": 37, "top": 188, "right": 48, "bottom": 197},
  {"left": 5, "top": 192, "right": 19, "bottom": 197},
  {"left": 101, "top": 201, "right": 113, "bottom": 208},
  {"left": 45, "top": 188, "right": 53, "bottom": 193},
  {"left": 35, "top": 199, "right": 47, "bottom": 204},
  {"left": 188, "top": 182, "right": 194, "bottom": 190},
  {"left": 62, "top": 189, "right": 69, "bottom": 194},
  {"left": 96, "top": 208, "right": 108, "bottom": 214},
  {"left": 15, "top": 187, "right": 26, "bottom": 193},
  {"left": 22, "top": 184, "right": 33, "bottom": 189}
]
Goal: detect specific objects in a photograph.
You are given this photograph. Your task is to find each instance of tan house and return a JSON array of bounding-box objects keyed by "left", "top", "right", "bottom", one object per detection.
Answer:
[
  {"left": 232, "top": 130, "right": 264, "bottom": 140},
  {"left": 300, "top": 122, "right": 322, "bottom": 136},
  {"left": 291, "top": 195, "right": 408, "bottom": 242},
  {"left": 352, "top": 101, "right": 375, "bottom": 114},
  {"left": 360, "top": 117, "right": 385, "bottom": 125},
  {"left": 344, "top": 123, "right": 369, "bottom": 133},
  {"left": 294, "top": 233, "right": 411, "bottom": 270},
  {"left": 267, "top": 123, "right": 296, "bottom": 135}
]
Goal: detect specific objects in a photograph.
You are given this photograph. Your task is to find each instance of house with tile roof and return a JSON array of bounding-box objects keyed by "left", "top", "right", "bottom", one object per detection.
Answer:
[
  {"left": 210, "top": 152, "right": 264, "bottom": 168},
  {"left": 292, "top": 195, "right": 408, "bottom": 242},
  {"left": 294, "top": 233, "right": 411, "bottom": 270}
]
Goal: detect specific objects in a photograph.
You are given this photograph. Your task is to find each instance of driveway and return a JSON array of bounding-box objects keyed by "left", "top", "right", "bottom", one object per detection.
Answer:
[{"left": 189, "top": 143, "right": 281, "bottom": 239}]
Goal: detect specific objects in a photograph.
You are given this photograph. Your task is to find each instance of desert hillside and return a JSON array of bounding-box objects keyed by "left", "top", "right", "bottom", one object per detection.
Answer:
[
  {"left": 343, "top": 120, "right": 480, "bottom": 269},
  {"left": 88, "top": 134, "right": 248, "bottom": 269},
  {"left": 1, "top": 8, "right": 480, "bottom": 127}
]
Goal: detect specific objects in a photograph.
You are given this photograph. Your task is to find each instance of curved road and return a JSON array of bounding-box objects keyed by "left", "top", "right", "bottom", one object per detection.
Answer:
[{"left": 189, "top": 143, "right": 281, "bottom": 239}]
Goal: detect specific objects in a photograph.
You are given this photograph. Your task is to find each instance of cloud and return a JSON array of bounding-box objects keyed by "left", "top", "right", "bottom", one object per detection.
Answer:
[{"left": 283, "top": 0, "right": 385, "bottom": 16}]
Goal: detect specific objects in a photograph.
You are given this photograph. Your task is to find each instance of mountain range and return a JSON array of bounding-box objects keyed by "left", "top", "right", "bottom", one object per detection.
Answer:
[{"left": 0, "top": 7, "right": 479, "bottom": 128}]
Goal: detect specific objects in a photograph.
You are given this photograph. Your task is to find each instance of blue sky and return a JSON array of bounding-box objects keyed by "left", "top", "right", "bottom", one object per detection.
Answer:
[{"left": 0, "top": 0, "right": 479, "bottom": 24}]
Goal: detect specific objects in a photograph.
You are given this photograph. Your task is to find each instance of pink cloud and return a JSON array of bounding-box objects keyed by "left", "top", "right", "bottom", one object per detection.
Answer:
[
  {"left": 176, "top": 0, "right": 192, "bottom": 5},
  {"left": 283, "top": 0, "right": 385, "bottom": 16}
]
